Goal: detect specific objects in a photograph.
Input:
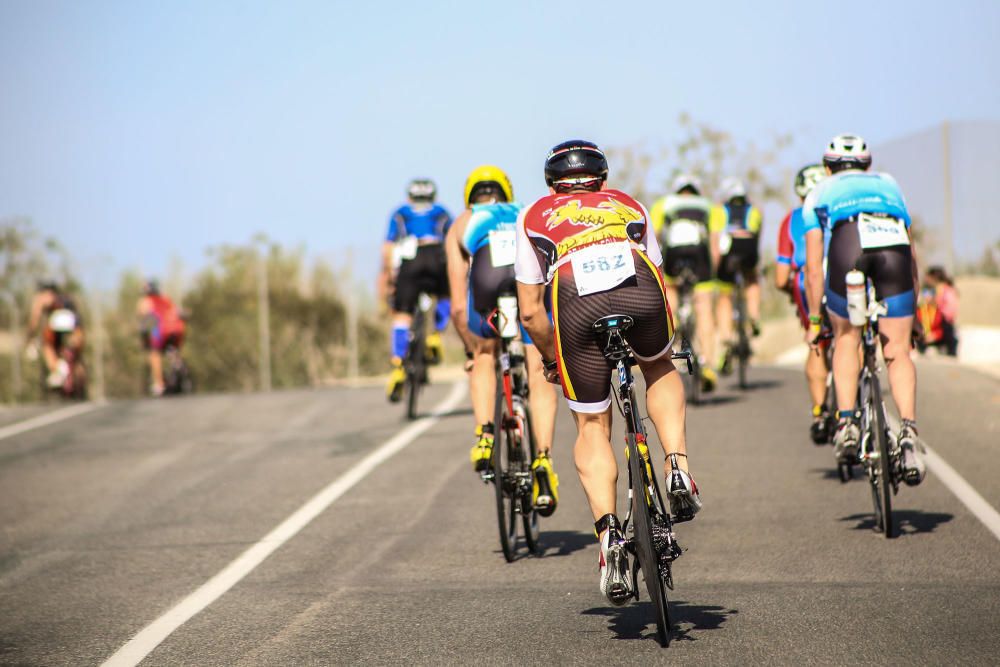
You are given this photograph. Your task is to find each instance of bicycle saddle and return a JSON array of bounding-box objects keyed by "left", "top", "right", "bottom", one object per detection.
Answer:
[{"left": 591, "top": 315, "right": 634, "bottom": 334}]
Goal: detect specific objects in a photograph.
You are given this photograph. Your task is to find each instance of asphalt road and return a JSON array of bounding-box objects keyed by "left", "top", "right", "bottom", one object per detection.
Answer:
[{"left": 1, "top": 361, "right": 998, "bottom": 666}]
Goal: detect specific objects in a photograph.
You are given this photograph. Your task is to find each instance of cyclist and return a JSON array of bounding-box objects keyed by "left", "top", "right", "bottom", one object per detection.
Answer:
[
  {"left": 27, "top": 281, "right": 85, "bottom": 389},
  {"left": 445, "top": 165, "right": 560, "bottom": 514},
  {"left": 136, "top": 279, "right": 187, "bottom": 396},
  {"left": 711, "top": 178, "right": 763, "bottom": 373},
  {"left": 649, "top": 173, "right": 718, "bottom": 392},
  {"left": 775, "top": 164, "right": 830, "bottom": 440},
  {"left": 515, "top": 140, "right": 702, "bottom": 606},
  {"left": 802, "top": 134, "right": 924, "bottom": 485},
  {"left": 379, "top": 179, "right": 453, "bottom": 402}
]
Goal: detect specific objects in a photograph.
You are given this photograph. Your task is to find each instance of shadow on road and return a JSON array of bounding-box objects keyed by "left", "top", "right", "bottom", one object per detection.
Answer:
[
  {"left": 839, "top": 510, "right": 954, "bottom": 536},
  {"left": 691, "top": 394, "right": 743, "bottom": 407},
  {"left": 540, "top": 530, "right": 592, "bottom": 558},
  {"left": 406, "top": 407, "right": 473, "bottom": 420},
  {"left": 581, "top": 599, "right": 737, "bottom": 643},
  {"left": 733, "top": 378, "right": 783, "bottom": 391},
  {"left": 810, "top": 467, "right": 846, "bottom": 482}
]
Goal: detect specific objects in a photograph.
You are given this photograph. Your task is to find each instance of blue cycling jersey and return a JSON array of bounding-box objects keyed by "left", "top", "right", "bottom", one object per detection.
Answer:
[
  {"left": 788, "top": 207, "right": 807, "bottom": 268},
  {"left": 461, "top": 202, "right": 523, "bottom": 255},
  {"left": 385, "top": 203, "right": 452, "bottom": 243},
  {"left": 802, "top": 171, "right": 910, "bottom": 236}
]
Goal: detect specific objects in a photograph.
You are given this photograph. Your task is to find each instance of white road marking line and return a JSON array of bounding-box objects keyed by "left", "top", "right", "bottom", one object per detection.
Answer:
[
  {"left": 101, "top": 381, "right": 467, "bottom": 667},
  {"left": 0, "top": 402, "right": 103, "bottom": 442},
  {"left": 922, "top": 444, "right": 1000, "bottom": 542}
]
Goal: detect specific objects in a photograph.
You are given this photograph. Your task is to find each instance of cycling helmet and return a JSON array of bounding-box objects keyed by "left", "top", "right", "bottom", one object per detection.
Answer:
[
  {"left": 823, "top": 134, "right": 872, "bottom": 172},
  {"left": 672, "top": 173, "right": 702, "bottom": 195},
  {"left": 37, "top": 279, "right": 59, "bottom": 292},
  {"left": 794, "top": 163, "right": 826, "bottom": 199},
  {"left": 463, "top": 165, "right": 514, "bottom": 206},
  {"left": 143, "top": 279, "right": 160, "bottom": 296},
  {"left": 544, "top": 140, "right": 608, "bottom": 191},
  {"left": 720, "top": 177, "right": 747, "bottom": 202},
  {"left": 407, "top": 178, "right": 437, "bottom": 202}
]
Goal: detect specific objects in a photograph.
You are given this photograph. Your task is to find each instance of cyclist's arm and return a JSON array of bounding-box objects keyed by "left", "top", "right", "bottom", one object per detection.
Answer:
[
  {"left": 445, "top": 210, "right": 476, "bottom": 353},
  {"left": 775, "top": 212, "right": 793, "bottom": 291},
  {"left": 517, "top": 281, "right": 555, "bottom": 362},
  {"left": 804, "top": 229, "right": 824, "bottom": 320},
  {"left": 378, "top": 242, "right": 395, "bottom": 307}
]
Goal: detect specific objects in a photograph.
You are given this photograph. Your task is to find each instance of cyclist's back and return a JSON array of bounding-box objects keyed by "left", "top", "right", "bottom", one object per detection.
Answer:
[{"left": 462, "top": 201, "right": 522, "bottom": 315}]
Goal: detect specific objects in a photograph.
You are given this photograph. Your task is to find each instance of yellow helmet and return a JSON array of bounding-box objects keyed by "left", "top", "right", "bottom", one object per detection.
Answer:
[{"left": 463, "top": 165, "right": 514, "bottom": 207}]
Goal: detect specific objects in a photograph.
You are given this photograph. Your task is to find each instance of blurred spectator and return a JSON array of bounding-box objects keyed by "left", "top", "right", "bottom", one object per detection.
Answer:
[{"left": 918, "top": 266, "right": 959, "bottom": 356}]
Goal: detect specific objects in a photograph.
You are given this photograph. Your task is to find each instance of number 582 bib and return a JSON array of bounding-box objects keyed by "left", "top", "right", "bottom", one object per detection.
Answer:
[{"left": 569, "top": 241, "right": 636, "bottom": 296}]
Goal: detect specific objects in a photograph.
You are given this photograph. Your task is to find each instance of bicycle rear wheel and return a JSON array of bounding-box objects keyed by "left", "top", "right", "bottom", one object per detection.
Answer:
[
  {"left": 516, "top": 399, "right": 541, "bottom": 554},
  {"left": 869, "top": 374, "right": 894, "bottom": 538},
  {"left": 683, "top": 335, "right": 701, "bottom": 406},
  {"left": 405, "top": 338, "right": 425, "bottom": 421},
  {"left": 493, "top": 382, "right": 518, "bottom": 562},
  {"left": 627, "top": 437, "right": 671, "bottom": 646}
]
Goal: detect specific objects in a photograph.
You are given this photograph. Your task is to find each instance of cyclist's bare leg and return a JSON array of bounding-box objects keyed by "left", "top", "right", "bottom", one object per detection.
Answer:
[
  {"left": 831, "top": 313, "right": 862, "bottom": 412},
  {"left": 42, "top": 343, "right": 59, "bottom": 374},
  {"left": 572, "top": 407, "right": 617, "bottom": 522},
  {"left": 745, "top": 271, "right": 761, "bottom": 322},
  {"left": 716, "top": 289, "right": 733, "bottom": 343},
  {"left": 636, "top": 355, "right": 689, "bottom": 475},
  {"left": 525, "top": 344, "right": 558, "bottom": 455},
  {"left": 806, "top": 346, "right": 827, "bottom": 407},
  {"left": 469, "top": 337, "right": 497, "bottom": 426},
  {"left": 149, "top": 350, "right": 164, "bottom": 388},
  {"left": 664, "top": 284, "right": 680, "bottom": 329},
  {"left": 878, "top": 316, "right": 917, "bottom": 421},
  {"left": 694, "top": 288, "right": 715, "bottom": 366}
]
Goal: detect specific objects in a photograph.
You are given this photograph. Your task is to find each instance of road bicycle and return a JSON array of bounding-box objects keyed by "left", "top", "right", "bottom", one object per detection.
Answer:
[
  {"left": 836, "top": 277, "right": 901, "bottom": 538},
  {"left": 593, "top": 314, "right": 692, "bottom": 646},
  {"left": 720, "top": 255, "right": 752, "bottom": 389},
  {"left": 672, "top": 264, "right": 702, "bottom": 405},
  {"left": 162, "top": 338, "right": 194, "bottom": 395},
  {"left": 480, "top": 292, "right": 541, "bottom": 561},
  {"left": 402, "top": 292, "right": 434, "bottom": 420}
]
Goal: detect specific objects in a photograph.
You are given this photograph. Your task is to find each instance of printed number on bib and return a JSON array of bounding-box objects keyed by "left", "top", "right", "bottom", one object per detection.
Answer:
[
  {"left": 857, "top": 213, "right": 909, "bottom": 249},
  {"left": 570, "top": 242, "right": 635, "bottom": 296},
  {"left": 488, "top": 230, "right": 517, "bottom": 267},
  {"left": 667, "top": 220, "right": 703, "bottom": 247}
]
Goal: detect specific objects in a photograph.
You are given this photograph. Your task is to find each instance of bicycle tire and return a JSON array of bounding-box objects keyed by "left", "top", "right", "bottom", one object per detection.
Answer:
[
  {"left": 405, "top": 318, "right": 425, "bottom": 420},
  {"left": 627, "top": 436, "right": 671, "bottom": 646},
  {"left": 735, "top": 286, "right": 749, "bottom": 390},
  {"left": 493, "top": 380, "right": 518, "bottom": 562},
  {"left": 517, "top": 399, "right": 542, "bottom": 555},
  {"left": 683, "top": 333, "right": 701, "bottom": 406},
  {"left": 869, "top": 374, "right": 894, "bottom": 538}
]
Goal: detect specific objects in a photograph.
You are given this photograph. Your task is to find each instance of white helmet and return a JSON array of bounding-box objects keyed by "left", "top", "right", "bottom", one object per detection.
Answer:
[
  {"left": 823, "top": 133, "right": 872, "bottom": 172},
  {"left": 671, "top": 173, "right": 702, "bottom": 195},
  {"left": 719, "top": 177, "right": 747, "bottom": 202}
]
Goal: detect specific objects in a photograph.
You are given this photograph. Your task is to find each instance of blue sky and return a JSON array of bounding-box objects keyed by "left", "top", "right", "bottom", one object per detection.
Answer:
[{"left": 2, "top": 0, "right": 999, "bottom": 288}]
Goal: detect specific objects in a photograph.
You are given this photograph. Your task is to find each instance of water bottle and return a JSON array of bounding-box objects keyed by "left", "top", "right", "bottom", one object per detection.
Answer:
[
  {"left": 497, "top": 296, "right": 520, "bottom": 338},
  {"left": 846, "top": 270, "right": 867, "bottom": 326}
]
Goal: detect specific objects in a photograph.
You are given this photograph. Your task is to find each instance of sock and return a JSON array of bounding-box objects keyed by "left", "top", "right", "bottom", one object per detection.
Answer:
[
  {"left": 837, "top": 409, "right": 856, "bottom": 420},
  {"left": 434, "top": 298, "right": 451, "bottom": 331},
  {"left": 392, "top": 324, "right": 408, "bottom": 360}
]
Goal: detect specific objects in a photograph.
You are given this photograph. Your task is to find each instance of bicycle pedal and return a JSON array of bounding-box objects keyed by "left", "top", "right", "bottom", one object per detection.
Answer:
[{"left": 480, "top": 471, "right": 494, "bottom": 483}]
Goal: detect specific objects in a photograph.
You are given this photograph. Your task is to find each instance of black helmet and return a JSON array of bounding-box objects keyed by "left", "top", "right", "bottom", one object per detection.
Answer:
[
  {"left": 407, "top": 178, "right": 437, "bottom": 203},
  {"left": 544, "top": 140, "right": 608, "bottom": 189},
  {"left": 143, "top": 279, "right": 160, "bottom": 296}
]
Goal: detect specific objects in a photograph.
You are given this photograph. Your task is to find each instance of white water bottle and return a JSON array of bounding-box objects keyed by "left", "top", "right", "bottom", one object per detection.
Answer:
[{"left": 845, "top": 270, "right": 867, "bottom": 326}]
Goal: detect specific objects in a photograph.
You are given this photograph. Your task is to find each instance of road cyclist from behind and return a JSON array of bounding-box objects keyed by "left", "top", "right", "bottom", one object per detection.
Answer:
[
  {"left": 775, "top": 164, "right": 832, "bottom": 441},
  {"left": 515, "top": 140, "right": 702, "bottom": 605},
  {"left": 801, "top": 134, "right": 925, "bottom": 485},
  {"left": 711, "top": 178, "right": 763, "bottom": 374},
  {"left": 649, "top": 173, "right": 719, "bottom": 393},
  {"left": 27, "top": 280, "right": 85, "bottom": 391},
  {"left": 378, "top": 179, "right": 453, "bottom": 402},
  {"left": 445, "top": 165, "right": 561, "bottom": 515}
]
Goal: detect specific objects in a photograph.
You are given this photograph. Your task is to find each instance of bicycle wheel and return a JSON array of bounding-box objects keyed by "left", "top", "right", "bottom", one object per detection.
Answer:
[
  {"left": 516, "top": 399, "right": 542, "bottom": 554},
  {"left": 627, "top": 436, "right": 671, "bottom": 646},
  {"left": 493, "top": 381, "right": 518, "bottom": 562},
  {"left": 735, "top": 288, "right": 749, "bottom": 390},
  {"left": 683, "top": 333, "right": 701, "bottom": 406},
  {"left": 869, "top": 374, "right": 894, "bottom": 538},
  {"left": 405, "top": 329, "right": 425, "bottom": 421}
]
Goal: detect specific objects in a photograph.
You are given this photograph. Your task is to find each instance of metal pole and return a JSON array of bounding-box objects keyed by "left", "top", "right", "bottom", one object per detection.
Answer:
[
  {"left": 257, "top": 242, "right": 272, "bottom": 392},
  {"left": 941, "top": 120, "right": 956, "bottom": 273}
]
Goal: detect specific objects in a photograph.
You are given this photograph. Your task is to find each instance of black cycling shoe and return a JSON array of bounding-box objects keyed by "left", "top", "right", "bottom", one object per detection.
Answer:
[{"left": 810, "top": 408, "right": 831, "bottom": 445}]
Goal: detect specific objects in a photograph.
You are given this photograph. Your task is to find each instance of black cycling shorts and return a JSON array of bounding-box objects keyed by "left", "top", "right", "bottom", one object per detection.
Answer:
[
  {"left": 469, "top": 246, "right": 517, "bottom": 314},
  {"left": 826, "top": 219, "right": 915, "bottom": 319},
  {"left": 553, "top": 251, "right": 675, "bottom": 413},
  {"left": 716, "top": 235, "right": 760, "bottom": 285},
  {"left": 662, "top": 244, "right": 712, "bottom": 287},
  {"left": 393, "top": 244, "right": 449, "bottom": 313}
]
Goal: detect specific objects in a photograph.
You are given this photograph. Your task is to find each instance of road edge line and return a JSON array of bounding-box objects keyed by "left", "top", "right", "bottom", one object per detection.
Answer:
[
  {"left": 922, "top": 444, "right": 1000, "bottom": 542},
  {"left": 0, "top": 402, "right": 103, "bottom": 442},
  {"left": 100, "top": 380, "right": 467, "bottom": 667}
]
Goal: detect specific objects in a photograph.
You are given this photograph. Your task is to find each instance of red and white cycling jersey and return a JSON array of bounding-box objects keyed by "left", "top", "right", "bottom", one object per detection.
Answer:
[{"left": 514, "top": 189, "right": 662, "bottom": 293}]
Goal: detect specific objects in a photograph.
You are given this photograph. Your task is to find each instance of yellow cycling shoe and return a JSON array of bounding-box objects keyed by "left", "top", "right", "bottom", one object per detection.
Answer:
[
  {"left": 425, "top": 332, "right": 443, "bottom": 365},
  {"left": 532, "top": 452, "right": 559, "bottom": 517},
  {"left": 700, "top": 366, "right": 718, "bottom": 393},
  {"left": 386, "top": 359, "right": 405, "bottom": 403},
  {"left": 470, "top": 424, "right": 494, "bottom": 473}
]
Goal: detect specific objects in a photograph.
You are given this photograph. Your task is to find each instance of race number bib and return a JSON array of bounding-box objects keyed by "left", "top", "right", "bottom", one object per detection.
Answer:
[
  {"left": 718, "top": 232, "right": 733, "bottom": 255},
  {"left": 488, "top": 230, "right": 517, "bottom": 267},
  {"left": 666, "top": 220, "right": 703, "bottom": 247},
  {"left": 857, "top": 213, "right": 909, "bottom": 249},
  {"left": 393, "top": 236, "right": 418, "bottom": 266},
  {"left": 569, "top": 242, "right": 636, "bottom": 296}
]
